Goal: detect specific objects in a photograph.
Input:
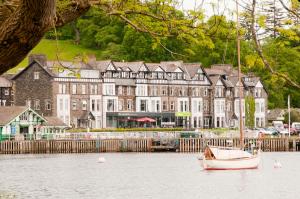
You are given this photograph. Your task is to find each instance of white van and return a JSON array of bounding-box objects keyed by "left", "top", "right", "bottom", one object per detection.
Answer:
[{"left": 272, "top": 121, "right": 284, "bottom": 129}]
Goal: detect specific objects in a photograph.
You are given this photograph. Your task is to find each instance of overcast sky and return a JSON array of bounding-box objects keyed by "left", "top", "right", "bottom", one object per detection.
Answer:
[{"left": 182, "top": 0, "right": 236, "bottom": 19}]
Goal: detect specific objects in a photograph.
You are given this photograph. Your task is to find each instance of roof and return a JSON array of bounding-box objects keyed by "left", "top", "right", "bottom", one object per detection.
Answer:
[
  {"left": 44, "top": 117, "right": 68, "bottom": 127},
  {"left": 114, "top": 61, "right": 145, "bottom": 72},
  {"left": 267, "top": 109, "right": 286, "bottom": 121},
  {"left": 0, "top": 76, "right": 12, "bottom": 87},
  {"left": 209, "top": 76, "right": 222, "bottom": 87},
  {"left": 12, "top": 60, "right": 54, "bottom": 80},
  {"left": 0, "top": 106, "right": 28, "bottom": 126}
]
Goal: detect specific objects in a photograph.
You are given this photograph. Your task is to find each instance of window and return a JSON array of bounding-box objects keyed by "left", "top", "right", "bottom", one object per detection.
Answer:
[
  {"left": 118, "top": 86, "right": 123, "bottom": 95},
  {"left": 82, "top": 100, "right": 87, "bottom": 110},
  {"left": 255, "top": 89, "right": 261, "bottom": 98},
  {"left": 82, "top": 85, "right": 86, "bottom": 94},
  {"left": 204, "top": 88, "right": 208, "bottom": 96},
  {"left": 158, "top": 72, "right": 163, "bottom": 79},
  {"left": 180, "top": 101, "right": 184, "bottom": 112},
  {"left": 140, "top": 100, "right": 147, "bottom": 112},
  {"left": 127, "top": 86, "right": 131, "bottom": 95},
  {"left": 97, "top": 99, "right": 101, "bottom": 112},
  {"left": 156, "top": 100, "right": 160, "bottom": 112},
  {"left": 11, "top": 90, "right": 14, "bottom": 96},
  {"left": 163, "top": 101, "right": 167, "bottom": 111},
  {"left": 91, "top": 99, "right": 95, "bottom": 111},
  {"left": 34, "top": 72, "right": 39, "bottom": 80},
  {"left": 177, "top": 73, "right": 183, "bottom": 79},
  {"left": 90, "top": 84, "right": 98, "bottom": 95},
  {"left": 215, "top": 87, "right": 223, "bottom": 97},
  {"left": 72, "top": 84, "right": 77, "bottom": 94},
  {"left": 198, "top": 101, "right": 202, "bottom": 112},
  {"left": 170, "top": 101, "right": 175, "bottom": 111},
  {"left": 107, "top": 99, "right": 115, "bottom": 111},
  {"left": 72, "top": 100, "right": 77, "bottom": 110},
  {"left": 2, "top": 100, "right": 6, "bottom": 106},
  {"left": 136, "top": 85, "right": 147, "bottom": 96},
  {"left": 226, "top": 90, "right": 231, "bottom": 97},
  {"left": 179, "top": 88, "right": 183, "bottom": 96},
  {"left": 261, "top": 102, "right": 265, "bottom": 113},
  {"left": 161, "top": 87, "right": 167, "bottom": 96},
  {"left": 199, "top": 74, "right": 204, "bottom": 81},
  {"left": 170, "top": 87, "right": 174, "bottom": 96},
  {"left": 3, "top": 89, "right": 9, "bottom": 96},
  {"left": 34, "top": 99, "right": 40, "bottom": 110},
  {"left": 59, "top": 84, "right": 66, "bottom": 94},
  {"left": 119, "top": 99, "right": 124, "bottom": 111},
  {"left": 20, "top": 112, "right": 28, "bottom": 121},
  {"left": 104, "top": 84, "right": 115, "bottom": 95},
  {"left": 127, "top": 99, "right": 133, "bottom": 111},
  {"left": 184, "top": 101, "right": 188, "bottom": 111},
  {"left": 255, "top": 102, "right": 260, "bottom": 113},
  {"left": 45, "top": 100, "right": 51, "bottom": 110}
]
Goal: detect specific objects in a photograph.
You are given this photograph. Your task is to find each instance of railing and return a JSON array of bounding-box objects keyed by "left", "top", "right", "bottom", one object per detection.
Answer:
[{"left": 0, "top": 139, "right": 153, "bottom": 154}]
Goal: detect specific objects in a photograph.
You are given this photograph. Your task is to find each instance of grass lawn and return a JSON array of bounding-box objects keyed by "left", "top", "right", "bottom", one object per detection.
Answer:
[{"left": 9, "top": 39, "right": 101, "bottom": 73}]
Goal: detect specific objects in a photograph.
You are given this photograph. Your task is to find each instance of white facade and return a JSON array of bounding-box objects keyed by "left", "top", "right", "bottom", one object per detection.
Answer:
[
  {"left": 191, "top": 98, "right": 203, "bottom": 128},
  {"left": 102, "top": 96, "right": 118, "bottom": 128},
  {"left": 214, "top": 99, "right": 226, "bottom": 128},
  {"left": 136, "top": 97, "right": 150, "bottom": 112},
  {"left": 177, "top": 98, "right": 189, "bottom": 112},
  {"left": 90, "top": 95, "right": 102, "bottom": 128},
  {"left": 57, "top": 94, "right": 70, "bottom": 126}
]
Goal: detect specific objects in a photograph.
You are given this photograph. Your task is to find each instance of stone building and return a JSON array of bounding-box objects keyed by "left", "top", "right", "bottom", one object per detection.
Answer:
[
  {"left": 12, "top": 54, "right": 268, "bottom": 129},
  {"left": 0, "top": 75, "right": 14, "bottom": 106}
]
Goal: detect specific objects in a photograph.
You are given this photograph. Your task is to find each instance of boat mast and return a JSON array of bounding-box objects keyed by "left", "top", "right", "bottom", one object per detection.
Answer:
[{"left": 236, "top": 0, "right": 244, "bottom": 150}]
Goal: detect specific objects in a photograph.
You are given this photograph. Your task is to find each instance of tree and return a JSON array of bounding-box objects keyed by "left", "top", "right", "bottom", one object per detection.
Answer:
[
  {"left": 0, "top": 0, "right": 210, "bottom": 74},
  {"left": 245, "top": 95, "right": 255, "bottom": 128}
]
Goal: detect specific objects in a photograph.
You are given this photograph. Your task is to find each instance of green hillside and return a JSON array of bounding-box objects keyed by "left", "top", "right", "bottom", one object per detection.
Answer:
[{"left": 10, "top": 39, "right": 100, "bottom": 73}]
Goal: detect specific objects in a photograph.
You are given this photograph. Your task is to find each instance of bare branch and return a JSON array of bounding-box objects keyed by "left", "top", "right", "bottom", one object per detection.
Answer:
[{"left": 250, "top": 0, "right": 300, "bottom": 89}]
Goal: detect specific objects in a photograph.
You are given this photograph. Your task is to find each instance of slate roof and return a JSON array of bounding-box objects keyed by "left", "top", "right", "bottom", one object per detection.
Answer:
[
  {"left": 44, "top": 117, "right": 68, "bottom": 127},
  {"left": 0, "top": 106, "right": 29, "bottom": 126}
]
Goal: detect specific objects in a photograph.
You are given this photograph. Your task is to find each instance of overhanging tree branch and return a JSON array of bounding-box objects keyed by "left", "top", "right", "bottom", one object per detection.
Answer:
[{"left": 250, "top": 0, "right": 300, "bottom": 89}]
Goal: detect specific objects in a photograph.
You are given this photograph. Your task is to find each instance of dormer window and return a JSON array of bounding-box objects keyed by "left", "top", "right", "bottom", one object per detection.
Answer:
[
  {"left": 34, "top": 72, "right": 40, "bottom": 80},
  {"left": 199, "top": 74, "right": 204, "bottom": 81},
  {"left": 177, "top": 73, "right": 183, "bottom": 79},
  {"left": 158, "top": 72, "right": 163, "bottom": 79}
]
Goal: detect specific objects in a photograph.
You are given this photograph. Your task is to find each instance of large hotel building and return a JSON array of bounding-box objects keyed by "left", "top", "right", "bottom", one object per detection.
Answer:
[{"left": 7, "top": 54, "right": 267, "bottom": 129}]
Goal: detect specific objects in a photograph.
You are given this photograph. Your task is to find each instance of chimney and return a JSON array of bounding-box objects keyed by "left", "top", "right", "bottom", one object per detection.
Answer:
[
  {"left": 87, "top": 54, "right": 96, "bottom": 67},
  {"left": 28, "top": 54, "right": 47, "bottom": 66}
]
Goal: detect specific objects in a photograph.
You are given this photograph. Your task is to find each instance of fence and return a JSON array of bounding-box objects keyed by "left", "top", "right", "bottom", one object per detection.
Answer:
[
  {"left": 0, "top": 139, "right": 152, "bottom": 154},
  {"left": 1, "top": 138, "right": 300, "bottom": 154}
]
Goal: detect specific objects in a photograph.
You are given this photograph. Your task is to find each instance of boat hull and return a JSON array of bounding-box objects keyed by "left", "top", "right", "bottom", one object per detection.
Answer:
[{"left": 202, "top": 155, "right": 260, "bottom": 170}]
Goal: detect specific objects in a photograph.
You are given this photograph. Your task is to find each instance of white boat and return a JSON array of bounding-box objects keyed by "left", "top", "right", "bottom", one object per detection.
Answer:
[{"left": 202, "top": 146, "right": 261, "bottom": 170}]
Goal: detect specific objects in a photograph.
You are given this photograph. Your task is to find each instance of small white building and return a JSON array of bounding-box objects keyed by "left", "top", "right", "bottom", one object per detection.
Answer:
[{"left": 0, "top": 106, "right": 67, "bottom": 140}]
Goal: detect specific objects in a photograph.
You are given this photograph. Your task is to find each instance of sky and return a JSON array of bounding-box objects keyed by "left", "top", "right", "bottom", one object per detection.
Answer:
[{"left": 181, "top": 0, "right": 236, "bottom": 19}]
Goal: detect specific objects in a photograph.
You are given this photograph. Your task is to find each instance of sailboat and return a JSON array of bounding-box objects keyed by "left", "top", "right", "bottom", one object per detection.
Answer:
[{"left": 202, "top": 0, "right": 261, "bottom": 170}]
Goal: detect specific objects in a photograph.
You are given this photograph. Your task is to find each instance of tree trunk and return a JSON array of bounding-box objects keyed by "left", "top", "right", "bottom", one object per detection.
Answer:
[
  {"left": 0, "top": 0, "right": 55, "bottom": 74},
  {"left": 0, "top": 0, "right": 91, "bottom": 75}
]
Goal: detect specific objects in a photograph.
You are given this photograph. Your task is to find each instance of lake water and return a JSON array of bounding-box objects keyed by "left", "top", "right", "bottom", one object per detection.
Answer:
[{"left": 0, "top": 153, "right": 300, "bottom": 199}]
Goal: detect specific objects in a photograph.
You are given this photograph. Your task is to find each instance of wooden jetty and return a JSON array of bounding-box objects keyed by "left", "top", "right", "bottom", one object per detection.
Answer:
[{"left": 1, "top": 138, "right": 300, "bottom": 154}]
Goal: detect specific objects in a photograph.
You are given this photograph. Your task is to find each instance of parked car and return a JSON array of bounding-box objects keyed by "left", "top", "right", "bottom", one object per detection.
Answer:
[
  {"left": 264, "top": 127, "right": 280, "bottom": 136},
  {"left": 283, "top": 124, "right": 297, "bottom": 135},
  {"left": 292, "top": 122, "right": 300, "bottom": 133}
]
